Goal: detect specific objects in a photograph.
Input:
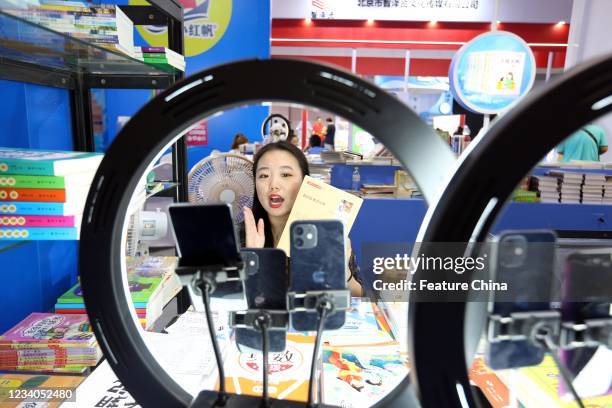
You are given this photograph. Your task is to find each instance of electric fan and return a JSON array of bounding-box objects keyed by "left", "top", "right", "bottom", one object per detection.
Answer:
[{"left": 187, "top": 153, "right": 254, "bottom": 224}]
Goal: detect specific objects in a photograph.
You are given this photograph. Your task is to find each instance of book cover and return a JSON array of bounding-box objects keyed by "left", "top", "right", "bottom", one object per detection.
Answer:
[
  {"left": 277, "top": 175, "right": 363, "bottom": 256},
  {"left": 0, "top": 148, "right": 102, "bottom": 176},
  {"left": 0, "top": 172, "right": 95, "bottom": 189},
  {"left": 0, "top": 201, "right": 81, "bottom": 215},
  {"left": 0, "top": 227, "right": 78, "bottom": 240},
  {"left": 468, "top": 357, "right": 510, "bottom": 408},
  {"left": 514, "top": 355, "right": 612, "bottom": 407},
  {"left": 321, "top": 344, "right": 408, "bottom": 408},
  {"left": 0, "top": 372, "right": 84, "bottom": 408},
  {"left": 323, "top": 300, "right": 395, "bottom": 347},
  {"left": 0, "top": 313, "right": 95, "bottom": 348},
  {"left": 224, "top": 334, "right": 315, "bottom": 402},
  {"left": 0, "top": 186, "right": 91, "bottom": 203},
  {"left": 0, "top": 215, "right": 76, "bottom": 228}
]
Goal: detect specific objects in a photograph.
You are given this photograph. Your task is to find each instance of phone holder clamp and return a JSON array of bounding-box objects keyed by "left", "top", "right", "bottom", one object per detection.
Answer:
[
  {"left": 175, "top": 263, "right": 246, "bottom": 296},
  {"left": 287, "top": 290, "right": 351, "bottom": 314},
  {"left": 560, "top": 318, "right": 612, "bottom": 350},
  {"left": 488, "top": 311, "right": 561, "bottom": 346},
  {"left": 229, "top": 310, "right": 289, "bottom": 331}
]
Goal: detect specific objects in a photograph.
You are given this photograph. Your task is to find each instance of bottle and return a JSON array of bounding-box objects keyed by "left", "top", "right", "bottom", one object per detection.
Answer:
[{"left": 352, "top": 166, "right": 361, "bottom": 191}]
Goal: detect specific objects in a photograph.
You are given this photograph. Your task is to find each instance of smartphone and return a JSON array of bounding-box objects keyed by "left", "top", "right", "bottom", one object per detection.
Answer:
[
  {"left": 485, "top": 230, "right": 557, "bottom": 370},
  {"left": 235, "top": 248, "right": 288, "bottom": 352},
  {"left": 168, "top": 203, "right": 243, "bottom": 297},
  {"left": 289, "top": 220, "right": 347, "bottom": 331},
  {"left": 560, "top": 250, "right": 612, "bottom": 398}
]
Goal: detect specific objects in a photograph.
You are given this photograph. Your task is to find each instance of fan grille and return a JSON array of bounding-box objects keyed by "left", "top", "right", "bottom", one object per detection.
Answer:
[{"left": 188, "top": 154, "right": 254, "bottom": 224}]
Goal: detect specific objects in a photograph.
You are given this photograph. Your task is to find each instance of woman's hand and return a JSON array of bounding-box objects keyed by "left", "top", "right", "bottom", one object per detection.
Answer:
[{"left": 244, "top": 207, "right": 265, "bottom": 248}]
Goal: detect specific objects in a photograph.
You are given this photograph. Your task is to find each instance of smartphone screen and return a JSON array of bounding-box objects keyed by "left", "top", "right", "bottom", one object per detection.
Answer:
[
  {"left": 289, "top": 220, "right": 347, "bottom": 331},
  {"left": 168, "top": 203, "right": 241, "bottom": 267},
  {"left": 485, "top": 230, "right": 557, "bottom": 370},
  {"left": 235, "top": 248, "right": 288, "bottom": 352}
]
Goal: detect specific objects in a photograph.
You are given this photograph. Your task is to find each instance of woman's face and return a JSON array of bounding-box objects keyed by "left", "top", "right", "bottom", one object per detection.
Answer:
[{"left": 255, "top": 149, "right": 303, "bottom": 219}]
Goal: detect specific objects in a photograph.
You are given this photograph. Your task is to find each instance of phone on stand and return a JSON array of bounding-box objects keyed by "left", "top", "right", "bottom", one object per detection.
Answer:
[
  {"left": 168, "top": 203, "right": 244, "bottom": 299},
  {"left": 485, "top": 230, "right": 557, "bottom": 370},
  {"left": 289, "top": 220, "right": 347, "bottom": 331},
  {"left": 235, "top": 248, "right": 288, "bottom": 352},
  {"left": 560, "top": 250, "right": 612, "bottom": 398}
]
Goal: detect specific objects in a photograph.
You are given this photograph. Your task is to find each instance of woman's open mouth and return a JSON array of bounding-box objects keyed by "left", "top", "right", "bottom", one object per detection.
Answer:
[{"left": 269, "top": 194, "right": 284, "bottom": 209}]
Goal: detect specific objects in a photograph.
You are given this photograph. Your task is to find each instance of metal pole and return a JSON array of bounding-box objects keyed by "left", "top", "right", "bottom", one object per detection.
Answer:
[
  {"left": 403, "top": 50, "right": 411, "bottom": 93},
  {"left": 545, "top": 51, "right": 554, "bottom": 82},
  {"left": 348, "top": 48, "right": 357, "bottom": 151}
]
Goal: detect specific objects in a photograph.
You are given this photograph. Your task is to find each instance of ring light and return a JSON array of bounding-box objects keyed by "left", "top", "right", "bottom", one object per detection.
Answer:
[{"left": 79, "top": 58, "right": 454, "bottom": 407}]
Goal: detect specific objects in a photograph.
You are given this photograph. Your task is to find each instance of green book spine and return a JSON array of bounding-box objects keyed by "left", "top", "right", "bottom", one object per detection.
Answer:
[{"left": 0, "top": 174, "right": 66, "bottom": 189}]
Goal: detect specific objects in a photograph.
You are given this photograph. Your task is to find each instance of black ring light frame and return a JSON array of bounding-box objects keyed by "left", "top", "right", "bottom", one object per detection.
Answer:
[{"left": 80, "top": 55, "right": 612, "bottom": 407}]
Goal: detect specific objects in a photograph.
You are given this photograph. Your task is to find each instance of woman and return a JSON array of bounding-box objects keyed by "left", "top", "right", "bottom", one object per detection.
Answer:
[
  {"left": 243, "top": 141, "right": 363, "bottom": 296},
  {"left": 229, "top": 133, "right": 248, "bottom": 154}
]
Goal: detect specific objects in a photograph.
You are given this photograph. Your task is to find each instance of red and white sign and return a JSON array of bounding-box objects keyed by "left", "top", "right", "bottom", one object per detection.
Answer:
[{"left": 186, "top": 120, "right": 208, "bottom": 146}]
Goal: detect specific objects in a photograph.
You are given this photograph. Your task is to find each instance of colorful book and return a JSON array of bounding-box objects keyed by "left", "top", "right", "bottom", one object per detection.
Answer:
[
  {"left": 0, "top": 201, "right": 85, "bottom": 215},
  {"left": 0, "top": 227, "right": 78, "bottom": 240},
  {"left": 0, "top": 313, "right": 96, "bottom": 349},
  {"left": 0, "top": 215, "right": 77, "bottom": 228},
  {"left": 0, "top": 148, "right": 103, "bottom": 176},
  {"left": 0, "top": 186, "right": 92, "bottom": 203},
  {"left": 0, "top": 171, "right": 95, "bottom": 189},
  {"left": 55, "top": 257, "right": 180, "bottom": 329},
  {"left": 224, "top": 334, "right": 315, "bottom": 402},
  {"left": 321, "top": 344, "right": 409, "bottom": 407}
]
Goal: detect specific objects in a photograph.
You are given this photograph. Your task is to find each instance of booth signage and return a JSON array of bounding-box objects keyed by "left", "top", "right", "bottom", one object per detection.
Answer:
[
  {"left": 131, "top": 0, "right": 232, "bottom": 57},
  {"left": 449, "top": 31, "right": 536, "bottom": 114}
]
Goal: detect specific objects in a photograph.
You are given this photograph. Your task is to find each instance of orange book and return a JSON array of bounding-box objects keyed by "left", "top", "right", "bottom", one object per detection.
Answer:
[{"left": 0, "top": 188, "right": 65, "bottom": 202}]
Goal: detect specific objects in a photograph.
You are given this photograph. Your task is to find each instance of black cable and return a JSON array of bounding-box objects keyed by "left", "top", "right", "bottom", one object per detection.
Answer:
[
  {"left": 201, "top": 279, "right": 227, "bottom": 406},
  {"left": 308, "top": 299, "right": 332, "bottom": 407},
  {"left": 535, "top": 329, "right": 585, "bottom": 408},
  {"left": 255, "top": 314, "right": 271, "bottom": 407}
]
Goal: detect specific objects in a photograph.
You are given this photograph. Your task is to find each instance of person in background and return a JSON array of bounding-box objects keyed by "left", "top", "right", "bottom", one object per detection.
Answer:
[
  {"left": 243, "top": 142, "right": 362, "bottom": 296},
  {"left": 288, "top": 132, "right": 300, "bottom": 149},
  {"left": 557, "top": 124, "right": 608, "bottom": 162},
  {"left": 312, "top": 116, "right": 325, "bottom": 144},
  {"left": 304, "top": 134, "right": 324, "bottom": 155},
  {"left": 229, "top": 133, "right": 248, "bottom": 154},
  {"left": 324, "top": 117, "right": 336, "bottom": 151}
]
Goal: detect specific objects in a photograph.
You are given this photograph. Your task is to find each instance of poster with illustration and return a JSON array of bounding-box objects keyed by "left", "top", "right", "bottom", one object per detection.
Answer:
[{"left": 464, "top": 51, "right": 525, "bottom": 96}]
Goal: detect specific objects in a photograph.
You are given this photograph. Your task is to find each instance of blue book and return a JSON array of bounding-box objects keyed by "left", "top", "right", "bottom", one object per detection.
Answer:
[
  {"left": 0, "top": 147, "right": 103, "bottom": 176},
  {"left": 0, "top": 201, "right": 82, "bottom": 215},
  {"left": 0, "top": 227, "right": 78, "bottom": 240}
]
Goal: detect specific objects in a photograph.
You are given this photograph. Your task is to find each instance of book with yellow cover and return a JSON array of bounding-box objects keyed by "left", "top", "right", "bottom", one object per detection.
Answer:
[
  {"left": 0, "top": 373, "right": 84, "bottom": 408},
  {"left": 277, "top": 176, "right": 363, "bottom": 256},
  {"left": 223, "top": 334, "right": 315, "bottom": 402},
  {"left": 513, "top": 355, "right": 612, "bottom": 408}
]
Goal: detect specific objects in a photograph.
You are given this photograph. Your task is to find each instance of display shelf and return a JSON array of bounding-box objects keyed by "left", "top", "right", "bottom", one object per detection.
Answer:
[
  {"left": 0, "top": 1, "right": 187, "bottom": 334},
  {"left": 0, "top": 9, "right": 180, "bottom": 85}
]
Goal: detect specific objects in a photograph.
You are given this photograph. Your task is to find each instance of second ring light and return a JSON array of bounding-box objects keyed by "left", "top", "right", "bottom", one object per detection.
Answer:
[{"left": 79, "top": 58, "right": 455, "bottom": 408}]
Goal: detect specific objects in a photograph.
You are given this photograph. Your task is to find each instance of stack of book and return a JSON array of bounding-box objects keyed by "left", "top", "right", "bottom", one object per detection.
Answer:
[
  {"left": 133, "top": 46, "right": 186, "bottom": 72},
  {"left": 360, "top": 184, "right": 396, "bottom": 198},
  {"left": 604, "top": 176, "right": 612, "bottom": 205},
  {"left": 55, "top": 257, "right": 182, "bottom": 330},
  {"left": 548, "top": 171, "right": 583, "bottom": 204},
  {"left": 0, "top": 147, "right": 103, "bottom": 241},
  {"left": 5, "top": 1, "right": 135, "bottom": 57},
  {"left": 529, "top": 175, "right": 560, "bottom": 203},
  {"left": 0, "top": 313, "right": 102, "bottom": 374},
  {"left": 582, "top": 173, "right": 606, "bottom": 204}
]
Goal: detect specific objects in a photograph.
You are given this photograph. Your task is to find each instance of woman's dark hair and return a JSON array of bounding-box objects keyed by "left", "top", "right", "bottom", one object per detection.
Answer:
[
  {"left": 251, "top": 141, "right": 310, "bottom": 247},
  {"left": 231, "top": 133, "right": 248, "bottom": 150}
]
